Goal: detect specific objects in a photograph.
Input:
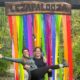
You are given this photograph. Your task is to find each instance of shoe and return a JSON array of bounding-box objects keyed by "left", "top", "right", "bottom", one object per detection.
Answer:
[{"left": 63, "top": 60, "right": 69, "bottom": 67}]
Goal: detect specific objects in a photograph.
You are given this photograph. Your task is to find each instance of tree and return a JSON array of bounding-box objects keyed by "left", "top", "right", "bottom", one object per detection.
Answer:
[{"left": 0, "top": 7, "right": 11, "bottom": 76}]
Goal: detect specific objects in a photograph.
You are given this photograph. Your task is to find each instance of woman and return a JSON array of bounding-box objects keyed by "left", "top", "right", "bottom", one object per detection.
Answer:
[
  {"left": 33, "top": 47, "right": 52, "bottom": 80},
  {"left": 33, "top": 47, "right": 46, "bottom": 68},
  {"left": 0, "top": 48, "right": 68, "bottom": 80}
]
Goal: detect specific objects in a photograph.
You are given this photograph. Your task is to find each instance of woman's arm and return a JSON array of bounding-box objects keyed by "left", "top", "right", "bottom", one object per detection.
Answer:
[
  {"left": 43, "top": 57, "right": 52, "bottom": 72},
  {"left": 0, "top": 54, "right": 23, "bottom": 64}
]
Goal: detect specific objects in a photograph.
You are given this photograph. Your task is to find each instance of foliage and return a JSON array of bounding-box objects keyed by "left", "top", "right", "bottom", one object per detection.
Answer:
[
  {"left": 71, "top": 10, "right": 80, "bottom": 79},
  {"left": 0, "top": 7, "right": 11, "bottom": 76}
]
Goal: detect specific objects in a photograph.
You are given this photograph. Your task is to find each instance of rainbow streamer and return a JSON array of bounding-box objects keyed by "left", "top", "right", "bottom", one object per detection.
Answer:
[
  {"left": 51, "top": 15, "right": 56, "bottom": 80},
  {"left": 27, "top": 15, "right": 33, "bottom": 56},
  {"left": 40, "top": 14, "right": 46, "bottom": 58},
  {"left": 47, "top": 14, "right": 52, "bottom": 66},
  {"left": 33, "top": 14, "right": 37, "bottom": 47},
  {"left": 55, "top": 15, "right": 62, "bottom": 80},
  {"left": 34, "top": 14, "right": 42, "bottom": 47},
  {"left": 62, "top": 15, "right": 68, "bottom": 80},
  {"left": 62, "top": 15, "right": 73, "bottom": 80},
  {"left": 8, "top": 13, "right": 73, "bottom": 80},
  {"left": 8, "top": 16, "right": 13, "bottom": 37},
  {"left": 45, "top": 14, "right": 52, "bottom": 80},
  {"left": 12, "top": 16, "right": 19, "bottom": 80},
  {"left": 18, "top": 16, "right": 24, "bottom": 80},
  {"left": 41, "top": 14, "right": 48, "bottom": 80},
  {"left": 66, "top": 16, "right": 73, "bottom": 80},
  {"left": 56, "top": 15, "right": 63, "bottom": 80},
  {"left": 23, "top": 15, "right": 28, "bottom": 48}
]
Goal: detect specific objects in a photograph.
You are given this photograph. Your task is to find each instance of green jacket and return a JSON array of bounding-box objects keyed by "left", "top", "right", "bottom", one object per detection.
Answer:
[{"left": 2, "top": 56, "right": 37, "bottom": 71}]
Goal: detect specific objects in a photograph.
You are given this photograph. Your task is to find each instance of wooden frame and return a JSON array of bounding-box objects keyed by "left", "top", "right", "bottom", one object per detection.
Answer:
[{"left": 5, "top": 1, "right": 71, "bottom": 15}]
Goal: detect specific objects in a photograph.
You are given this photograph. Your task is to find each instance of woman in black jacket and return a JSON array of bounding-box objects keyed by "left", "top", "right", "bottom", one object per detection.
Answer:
[{"left": 33, "top": 47, "right": 60, "bottom": 80}]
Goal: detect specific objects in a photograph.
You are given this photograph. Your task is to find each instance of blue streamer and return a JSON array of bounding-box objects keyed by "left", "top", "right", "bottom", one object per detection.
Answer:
[
  {"left": 43, "top": 14, "right": 46, "bottom": 44},
  {"left": 23, "top": 15, "right": 28, "bottom": 48},
  {"left": 51, "top": 15, "right": 56, "bottom": 80}
]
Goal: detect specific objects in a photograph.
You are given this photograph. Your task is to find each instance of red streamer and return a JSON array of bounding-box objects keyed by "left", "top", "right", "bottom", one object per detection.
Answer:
[
  {"left": 8, "top": 16, "right": 13, "bottom": 37},
  {"left": 66, "top": 15, "right": 73, "bottom": 80}
]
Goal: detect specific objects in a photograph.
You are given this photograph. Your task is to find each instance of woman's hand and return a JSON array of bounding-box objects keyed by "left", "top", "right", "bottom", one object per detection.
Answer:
[
  {"left": 43, "top": 57, "right": 47, "bottom": 63},
  {"left": 0, "top": 54, "right": 3, "bottom": 59},
  {"left": 24, "top": 64, "right": 30, "bottom": 70}
]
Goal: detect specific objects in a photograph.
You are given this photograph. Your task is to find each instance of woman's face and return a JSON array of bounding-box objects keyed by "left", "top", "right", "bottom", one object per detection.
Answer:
[
  {"left": 34, "top": 48, "right": 42, "bottom": 58},
  {"left": 23, "top": 49, "right": 29, "bottom": 57}
]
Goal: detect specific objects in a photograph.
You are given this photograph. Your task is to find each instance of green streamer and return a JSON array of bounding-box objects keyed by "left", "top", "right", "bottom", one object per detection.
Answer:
[
  {"left": 18, "top": 16, "right": 24, "bottom": 80},
  {"left": 56, "top": 15, "right": 63, "bottom": 80},
  {"left": 40, "top": 14, "right": 48, "bottom": 80}
]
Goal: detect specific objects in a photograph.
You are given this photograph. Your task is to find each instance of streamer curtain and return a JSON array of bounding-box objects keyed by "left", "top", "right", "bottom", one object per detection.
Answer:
[{"left": 8, "top": 14, "right": 73, "bottom": 80}]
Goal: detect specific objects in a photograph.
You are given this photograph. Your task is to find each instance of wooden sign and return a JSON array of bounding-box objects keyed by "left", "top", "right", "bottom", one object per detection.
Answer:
[{"left": 5, "top": 1, "right": 71, "bottom": 15}]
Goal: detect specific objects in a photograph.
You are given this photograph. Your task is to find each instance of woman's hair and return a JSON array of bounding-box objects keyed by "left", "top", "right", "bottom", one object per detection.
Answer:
[
  {"left": 22, "top": 48, "right": 29, "bottom": 53},
  {"left": 33, "top": 47, "right": 42, "bottom": 52}
]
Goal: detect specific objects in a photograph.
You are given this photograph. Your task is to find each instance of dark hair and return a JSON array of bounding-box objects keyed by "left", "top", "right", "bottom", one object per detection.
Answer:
[
  {"left": 22, "top": 48, "right": 29, "bottom": 53},
  {"left": 33, "top": 47, "right": 42, "bottom": 52}
]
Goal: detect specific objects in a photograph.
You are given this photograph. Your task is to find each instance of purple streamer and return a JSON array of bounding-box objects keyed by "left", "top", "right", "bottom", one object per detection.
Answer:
[{"left": 27, "top": 15, "right": 33, "bottom": 56}]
